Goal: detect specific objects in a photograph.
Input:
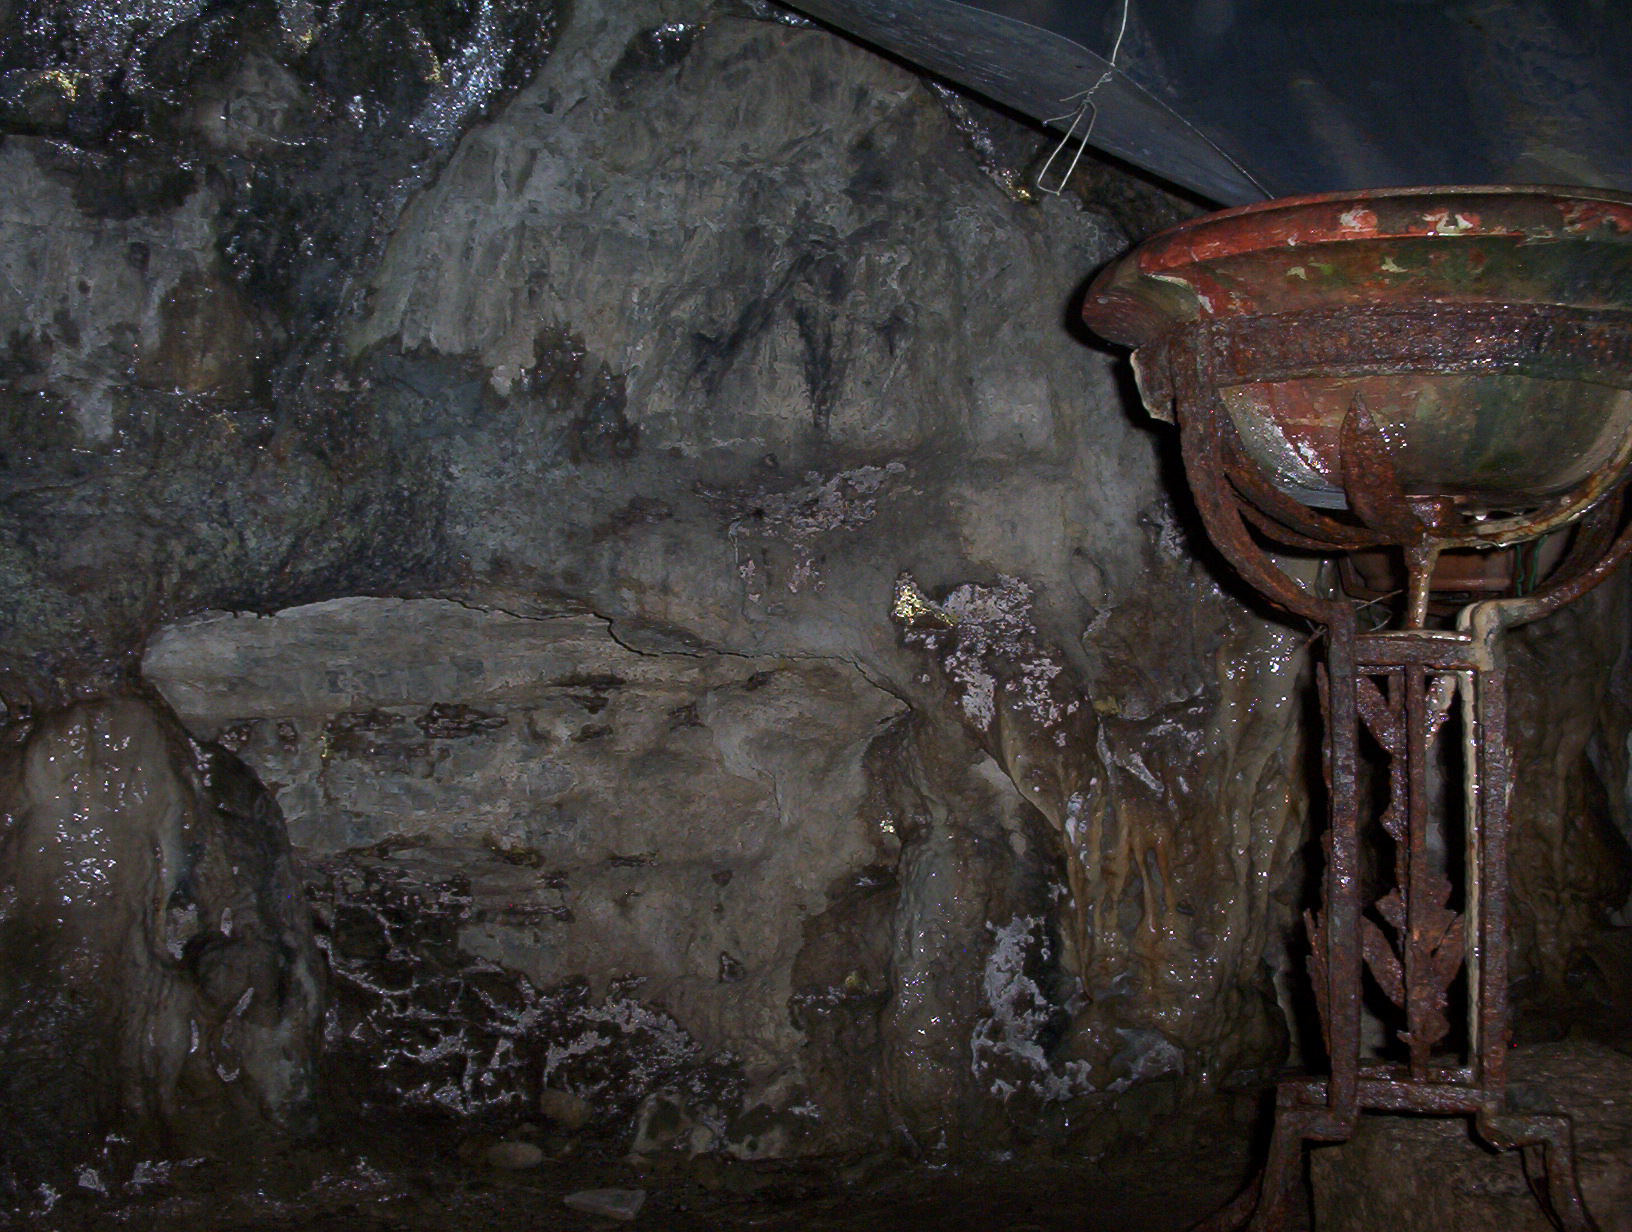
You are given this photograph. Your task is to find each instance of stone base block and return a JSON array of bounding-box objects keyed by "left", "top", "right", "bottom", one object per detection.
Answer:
[{"left": 1310, "top": 1041, "right": 1632, "bottom": 1231}]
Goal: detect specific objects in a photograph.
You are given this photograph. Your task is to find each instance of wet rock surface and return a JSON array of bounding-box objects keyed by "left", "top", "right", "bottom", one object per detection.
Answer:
[
  {"left": 147, "top": 596, "right": 899, "bottom": 1149},
  {"left": 1505, "top": 578, "right": 1632, "bottom": 1014},
  {"left": 0, "top": 694, "right": 321, "bottom": 1202},
  {"left": 0, "top": 0, "right": 1628, "bottom": 1217}
]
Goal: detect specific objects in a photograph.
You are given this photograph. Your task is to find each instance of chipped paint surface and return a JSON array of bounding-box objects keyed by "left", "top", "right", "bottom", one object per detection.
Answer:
[
  {"left": 1420, "top": 208, "right": 1480, "bottom": 236},
  {"left": 1089, "top": 186, "right": 1632, "bottom": 349},
  {"left": 1336, "top": 206, "right": 1377, "bottom": 235}
]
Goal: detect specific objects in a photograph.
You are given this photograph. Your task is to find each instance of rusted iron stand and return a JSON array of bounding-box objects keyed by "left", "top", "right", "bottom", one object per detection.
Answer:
[
  {"left": 1173, "top": 365, "right": 1623, "bottom": 1232},
  {"left": 1082, "top": 188, "right": 1632, "bottom": 1232}
]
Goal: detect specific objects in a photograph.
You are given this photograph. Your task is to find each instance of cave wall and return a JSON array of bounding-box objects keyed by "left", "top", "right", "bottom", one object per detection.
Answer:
[
  {"left": 2, "top": 0, "right": 1629, "bottom": 1176},
  {"left": 0, "top": 694, "right": 322, "bottom": 1197}
]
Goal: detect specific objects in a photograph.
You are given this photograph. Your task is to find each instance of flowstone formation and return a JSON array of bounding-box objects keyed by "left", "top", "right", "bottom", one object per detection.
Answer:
[
  {"left": 1, "top": 0, "right": 1629, "bottom": 1199},
  {"left": 891, "top": 567, "right": 1309, "bottom": 1096},
  {"left": 0, "top": 695, "right": 322, "bottom": 1201}
]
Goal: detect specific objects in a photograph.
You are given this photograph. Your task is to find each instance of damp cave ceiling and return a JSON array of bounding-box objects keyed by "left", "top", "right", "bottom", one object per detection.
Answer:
[{"left": 780, "top": 0, "right": 1632, "bottom": 206}]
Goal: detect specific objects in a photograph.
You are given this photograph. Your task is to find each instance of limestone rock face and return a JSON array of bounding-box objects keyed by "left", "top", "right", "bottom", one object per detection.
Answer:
[
  {"left": 112, "top": 0, "right": 1316, "bottom": 1148},
  {"left": 146, "top": 597, "right": 902, "bottom": 1115},
  {"left": 330, "top": 0, "right": 1317, "bottom": 1132},
  {"left": 0, "top": 1, "right": 560, "bottom": 703},
  {"left": 0, "top": 696, "right": 322, "bottom": 1196},
  {"left": 1505, "top": 579, "right": 1632, "bottom": 1008},
  {"left": 2, "top": 0, "right": 1629, "bottom": 1173}
]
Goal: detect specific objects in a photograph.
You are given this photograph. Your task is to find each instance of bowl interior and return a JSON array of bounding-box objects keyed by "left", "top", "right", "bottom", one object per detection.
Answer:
[{"left": 1220, "top": 374, "right": 1632, "bottom": 516}]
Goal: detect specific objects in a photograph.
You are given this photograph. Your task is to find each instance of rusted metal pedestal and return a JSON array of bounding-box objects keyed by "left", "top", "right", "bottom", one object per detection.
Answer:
[
  {"left": 1195, "top": 608, "right": 1604, "bottom": 1232},
  {"left": 1083, "top": 187, "right": 1632, "bottom": 1232}
]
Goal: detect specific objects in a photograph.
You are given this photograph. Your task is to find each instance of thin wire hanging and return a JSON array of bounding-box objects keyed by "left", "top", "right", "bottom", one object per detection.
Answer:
[{"left": 1035, "top": 0, "right": 1132, "bottom": 195}]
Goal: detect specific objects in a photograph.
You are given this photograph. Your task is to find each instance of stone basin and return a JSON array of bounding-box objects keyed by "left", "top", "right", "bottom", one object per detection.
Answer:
[{"left": 1084, "top": 187, "right": 1632, "bottom": 531}]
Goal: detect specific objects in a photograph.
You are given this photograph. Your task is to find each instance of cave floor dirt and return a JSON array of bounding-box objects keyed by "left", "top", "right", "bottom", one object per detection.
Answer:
[
  {"left": 6, "top": 1110, "right": 1302, "bottom": 1232},
  {"left": 17, "top": 985, "right": 1629, "bottom": 1230}
]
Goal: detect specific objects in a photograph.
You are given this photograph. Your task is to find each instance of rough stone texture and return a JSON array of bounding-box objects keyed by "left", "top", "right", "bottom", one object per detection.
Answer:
[
  {"left": 1309, "top": 1042, "right": 1632, "bottom": 1232},
  {"left": 1506, "top": 577, "right": 1632, "bottom": 1008},
  {"left": 118, "top": 0, "right": 1319, "bottom": 1146},
  {"left": 0, "top": 0, "right": 560, "bottom": 703},
  {"left": 1, "top": 0, "right": 1629, "bottom": 1183},
  {"left": 892, "top": 566, "right": 1312, "bottom": 1092},
  {"left": 146, "top": 596, "right": 901, "bottom": 1141},
  {"left": 332, "top": 0, "right": 1316, "bottom": 1133},
  {"left": 0, "top": 695, "right": 322, "bottom": 1199}
]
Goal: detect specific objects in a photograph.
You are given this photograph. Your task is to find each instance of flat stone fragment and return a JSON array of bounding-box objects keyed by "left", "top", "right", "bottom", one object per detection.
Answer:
[
  {"left": 564, "top": 1188, "right": 647, "bottom": 1220},
  {"left": 1310, "top": 1041, "right": 1632, "bottom": 1232},
  {"left": 539, "top": 1088, "right": 594, "bottom": 1130},
  {"left": 484, "top": 1140, "right": 544, "bottom": 1170}
]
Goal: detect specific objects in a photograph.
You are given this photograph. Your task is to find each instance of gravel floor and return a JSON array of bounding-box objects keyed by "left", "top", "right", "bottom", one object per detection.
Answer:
[{"left": 4, "top": 1109, "right": 1278, "bottom": 1232}]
